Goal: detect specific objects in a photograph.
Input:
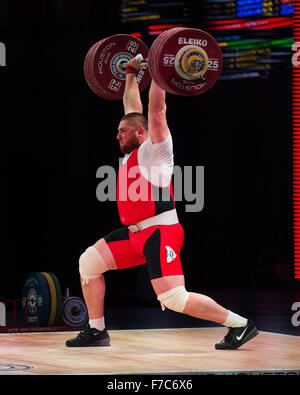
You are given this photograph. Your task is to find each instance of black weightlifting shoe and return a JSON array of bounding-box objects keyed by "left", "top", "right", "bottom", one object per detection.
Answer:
[
  {"left": 215, "top": 319, "right": 258, "bottom": 350},
  {"left": 65, "top": 324, "right": 110, "bottom": 347}
]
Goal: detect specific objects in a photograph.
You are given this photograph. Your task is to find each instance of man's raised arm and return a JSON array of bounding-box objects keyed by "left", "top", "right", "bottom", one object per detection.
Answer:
[
  {"left": 123, "top": 57, "right": 143, "bottom": 115},
  {"left": 148, "top": 80, "right": 169, "bottom": 144}
]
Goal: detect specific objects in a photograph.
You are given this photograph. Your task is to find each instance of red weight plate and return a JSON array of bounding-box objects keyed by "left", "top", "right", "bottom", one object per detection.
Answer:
[
  {"left": 147, "top": 33, "right": 165, "bottom": 88},
  {"left": 84, "top": 39, "right": 124, "bottom": 100},
  {"left": 84, "top": 34, "right": 150, "bottom": 100},
  {"left": 84, "top": 39, "right": 120, "bottom": 100},
  {"left": 149, "top": 28, "right": 188, "bottom": 94},
  {"left": 149, "top": 28, "right": 210, "bottom": 95},
  {"left": 84, "top": 39, "right": 112, "bottom": 99},
  {"left": 148, "top": 29, "right": 179, "bottom": 95},
  {"left": 148, "top": 28, "right": 223, "bottom": 96}
]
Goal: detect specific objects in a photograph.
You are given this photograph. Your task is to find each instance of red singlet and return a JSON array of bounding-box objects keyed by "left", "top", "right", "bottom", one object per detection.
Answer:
[{"left": 93, "top": 133, "right": 184, "bottom": 279}]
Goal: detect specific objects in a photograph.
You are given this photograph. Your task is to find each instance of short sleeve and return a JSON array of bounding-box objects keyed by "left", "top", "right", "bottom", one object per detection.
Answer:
[
  {"left": 138, "top": 131, "right": 173, "bottom": 165},
  {"left": 137, "top": 131, "right": 174, "bottom": 187}
]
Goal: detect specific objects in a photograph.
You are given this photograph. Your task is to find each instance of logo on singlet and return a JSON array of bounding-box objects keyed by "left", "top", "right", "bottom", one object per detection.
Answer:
[{"left": 166, "top": 246, "right": 177, "bottom": 263}]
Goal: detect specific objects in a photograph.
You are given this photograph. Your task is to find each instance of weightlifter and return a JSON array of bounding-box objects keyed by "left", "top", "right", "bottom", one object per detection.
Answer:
[{"left": 66, "top": 54, "right": 258, "bottom": 350}]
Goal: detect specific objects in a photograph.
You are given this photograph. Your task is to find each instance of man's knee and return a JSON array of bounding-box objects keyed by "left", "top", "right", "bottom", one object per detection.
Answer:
[
  {"left": 157, "top": 286, "right": 190, "bottom": 313},
  {"left": 79, "top": 244, "right": 109, "bottom": 285}
]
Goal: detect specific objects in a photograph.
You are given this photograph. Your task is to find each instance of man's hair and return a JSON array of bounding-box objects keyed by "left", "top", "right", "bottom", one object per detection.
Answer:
[{"left": 121, "top": 112, "right": 148, "bottom": 131}]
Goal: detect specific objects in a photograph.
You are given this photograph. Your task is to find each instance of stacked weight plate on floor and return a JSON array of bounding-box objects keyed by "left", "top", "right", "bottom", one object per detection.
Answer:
[
  {"left": 62, "top": 296, "right": 88, "bottom": 327},
  {"left": 49, "top": 272, "right": 63, "bottom": 326},
  {"left": 22, "top": 272, "right": 63, "bottom": 327},
  {"left": 84, "top": 34, "right": 151, "bottom": 100}
]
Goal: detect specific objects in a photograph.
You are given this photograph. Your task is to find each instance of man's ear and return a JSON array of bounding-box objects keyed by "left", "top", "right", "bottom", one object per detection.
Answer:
[{"left": 136, "top": 127, "right": 145, "bottom": 136}]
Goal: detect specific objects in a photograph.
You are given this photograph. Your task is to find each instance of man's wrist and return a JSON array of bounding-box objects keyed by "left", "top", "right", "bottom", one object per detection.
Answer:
[{"left": 126, "top": 64, "right": 136, "bottom": 74}]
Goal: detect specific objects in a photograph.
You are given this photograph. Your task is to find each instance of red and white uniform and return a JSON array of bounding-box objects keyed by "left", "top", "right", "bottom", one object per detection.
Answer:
[
  {"left": 117, "top": 132, "right": 175, "bottom": 225},
  {"left": 93, "top": 132, "right": 184, "bottom": 279}
]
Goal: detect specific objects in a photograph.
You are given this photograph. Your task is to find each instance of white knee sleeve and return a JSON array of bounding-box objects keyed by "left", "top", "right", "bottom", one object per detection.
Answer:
[
  {"left": 157, "top": 286, "right": 190, "bottom": 313},
  {"left": 79, "top": 246, "right": 109, "bottom": 285}
]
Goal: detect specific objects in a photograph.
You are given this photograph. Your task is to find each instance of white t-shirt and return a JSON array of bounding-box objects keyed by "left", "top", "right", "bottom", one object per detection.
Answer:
[{"left": 122, "top": 132, "right": 174, "bottom": 187}]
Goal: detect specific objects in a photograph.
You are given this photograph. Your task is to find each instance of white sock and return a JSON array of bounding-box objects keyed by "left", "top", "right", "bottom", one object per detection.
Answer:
[
  {"left": 223, "top": 311, "right": 248, "bottom": 328},
  {"left": 89, "top": 317, "right": 105, "bottom": 331}
]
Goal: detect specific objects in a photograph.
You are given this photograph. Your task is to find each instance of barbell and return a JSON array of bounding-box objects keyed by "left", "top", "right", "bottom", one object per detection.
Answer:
[{"left": 83, "top": 27, "right": 223, "bottom": 100}]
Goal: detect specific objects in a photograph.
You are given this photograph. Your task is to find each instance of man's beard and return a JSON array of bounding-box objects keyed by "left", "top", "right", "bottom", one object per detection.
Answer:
[{"left": 119, "top": 136, "right": 140, "bottom": 154}]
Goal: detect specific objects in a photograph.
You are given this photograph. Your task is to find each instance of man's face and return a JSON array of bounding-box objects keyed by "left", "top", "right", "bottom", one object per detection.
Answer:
[{"left": 117, "top": 119, "right": 140, "bottom": 154}]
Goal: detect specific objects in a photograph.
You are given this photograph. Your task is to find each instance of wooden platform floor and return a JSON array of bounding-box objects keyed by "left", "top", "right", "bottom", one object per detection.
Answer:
[{"left": 0, "top": 328, "right": 300, "bottom": 375}]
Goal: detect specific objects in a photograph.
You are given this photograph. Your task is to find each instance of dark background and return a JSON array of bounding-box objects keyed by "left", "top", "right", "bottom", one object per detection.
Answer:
[{"left": 0, "top": 1, "right": 295, "bottom": 309}]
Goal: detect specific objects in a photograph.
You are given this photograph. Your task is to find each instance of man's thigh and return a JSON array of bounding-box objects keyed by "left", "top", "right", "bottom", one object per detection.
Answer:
[
  {"left": 93, "top": 227, "right": 145, "bottom": 270},
  {"left": 142, "top": 223, "right": 184, "bottom": 279}
]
